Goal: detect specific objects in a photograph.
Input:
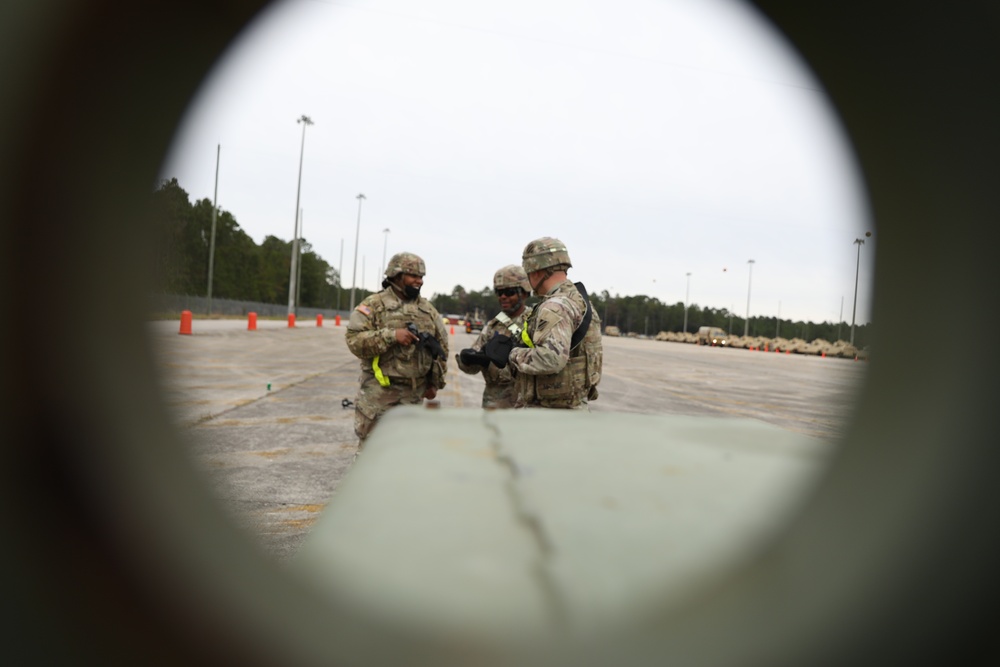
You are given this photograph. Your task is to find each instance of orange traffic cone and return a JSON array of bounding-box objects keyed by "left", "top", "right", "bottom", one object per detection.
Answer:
[
  {"left": 288, "top": 314, "right": 296, "bottom": 328},
  {"left": 335, "top": 314, "right": 341, "bottom": 327},
  {"left": 179, "top": 310, "right": 192, "bottom": 335},
  {"left": 316, "top": 314, "right": 323, "bottom": 327},
  {"left": 248, "top": 312, "right": 257, "bottom": 331},
  {"left": 450, "top": 326, "right": 455, "bottom": 335}
]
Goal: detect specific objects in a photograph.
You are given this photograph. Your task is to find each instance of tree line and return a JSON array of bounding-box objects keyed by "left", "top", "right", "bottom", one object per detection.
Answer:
[
  {"left": 150, "top": 178, "right": 368, "bottom": 309},
  {"left": 150, "top": 178, "right": 868, "bottom": 347}
]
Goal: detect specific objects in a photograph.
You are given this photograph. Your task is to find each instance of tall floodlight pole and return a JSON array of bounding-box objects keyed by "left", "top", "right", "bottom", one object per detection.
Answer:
[
  {"left": 604, "top": 288, "right": 613, "bottom": 329},
  {"left": 206, "top": 144, "right": 221, "bottom": 315},
  {"left": 349, "top": 193, "right": 366, "bottom": 311},
  {"left": 337, "top": 238, "right": 344, "bottom": 311},
  {"left": 683, "top": 272, "right": 691, "bottom": 333},
  {"left": 381, "top": 228, "right": 391, "bottom": 277},
  {"left": 295, "top": 209, "right": 304, "bottom": 309},
  {"left": 288, "top": 115, "right": 313, "bottom": 316},
  {"left": 838, "top": 296, "right": 844, "bottom": 341},
  {"left": 744, "top": 259, "right": 755, "bottom": 337},
  {"left": 851, "top": 236, "right": 867, "bottom": 345}
]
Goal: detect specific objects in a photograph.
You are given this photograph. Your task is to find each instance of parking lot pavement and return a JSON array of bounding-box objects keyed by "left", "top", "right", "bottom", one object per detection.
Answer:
[
  {"left": 148, "top": 318, "right": 486, "bottom": 561},
  {"left": 149, "top": 317, "right": 864, "bottom": 562}
]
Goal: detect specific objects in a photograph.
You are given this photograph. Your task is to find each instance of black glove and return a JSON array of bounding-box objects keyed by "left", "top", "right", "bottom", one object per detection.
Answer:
[
  {"left": 484, "top": 333, "right": 514, "bottom": 369},
  {"left": 407, "top": 322, "right": 445, "bottom": 359},
  {"left": 460, "top": 348, "right": 490, "bottom": 367},
  {"left": 422, "top": 334, "right": 446, "bottom": 360}
]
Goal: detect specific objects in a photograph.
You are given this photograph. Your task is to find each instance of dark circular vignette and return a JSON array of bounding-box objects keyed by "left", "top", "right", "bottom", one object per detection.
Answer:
[{"left": 1, "top": 2, "right": 999, "bottom": 666}]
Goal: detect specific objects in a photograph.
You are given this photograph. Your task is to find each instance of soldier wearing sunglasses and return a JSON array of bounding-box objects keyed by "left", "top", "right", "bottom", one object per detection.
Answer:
[{"left": 455, "top": 265, "right": 533, "bottom": 409}]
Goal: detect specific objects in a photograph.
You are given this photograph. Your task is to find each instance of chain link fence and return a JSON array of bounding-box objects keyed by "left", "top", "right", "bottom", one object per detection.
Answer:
[{"left": 150, "top": 293, "right": 350, "bottom": 320}]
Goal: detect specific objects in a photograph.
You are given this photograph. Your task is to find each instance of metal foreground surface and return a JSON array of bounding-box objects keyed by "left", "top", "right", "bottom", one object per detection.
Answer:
[{"left": 292, "top": 408, "right": 830, "bottom": 648}]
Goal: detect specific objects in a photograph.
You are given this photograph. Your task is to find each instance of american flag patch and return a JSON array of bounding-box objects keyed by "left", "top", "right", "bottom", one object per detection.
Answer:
[{"left": 356, "top": 304, "right": 371, "bottom": 316}]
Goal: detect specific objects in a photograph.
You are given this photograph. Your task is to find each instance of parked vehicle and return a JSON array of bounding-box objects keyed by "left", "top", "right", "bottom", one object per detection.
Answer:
[{"left": 696, "top": 326, "right": 729, "bottom": 346}]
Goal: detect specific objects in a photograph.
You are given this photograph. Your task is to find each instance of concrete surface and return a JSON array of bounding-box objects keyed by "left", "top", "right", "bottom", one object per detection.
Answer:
[
  {"left": 292, "top": 408, "right": 830, "bottom": 646},
  {"left": 148, "top": 317, "right": 865, "bottom": 563}
]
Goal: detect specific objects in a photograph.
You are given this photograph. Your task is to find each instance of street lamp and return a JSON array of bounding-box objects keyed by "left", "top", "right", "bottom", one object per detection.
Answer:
[
  {"left": 850, "top": 233, "right": 871, "bottom": 345},
  {"left": 683, "top": 272, "right": 691, "bottom": 333},
  {"left": 206, "top": 144, "right": 221, "bottom": 315},
  {"left": 349, "top": 193, "right": 366, "bottom": 311},
  {"left": 381, "top": 227, "right": 390, "bottom": 278},
  {"left": 744, "top": 259, "right": 755, "bottom": 337},
  {"left": 295, "top": 209, "right": 303, "bottom": 308},
  {"left": 337, "top": 238, "right": 343, "bottom": 312},
  {"left": 287, "top": 114, "right": 313, "bottom": 316},
  {"left": 603, "top": 288, "right": 613, "bottom": 331}
]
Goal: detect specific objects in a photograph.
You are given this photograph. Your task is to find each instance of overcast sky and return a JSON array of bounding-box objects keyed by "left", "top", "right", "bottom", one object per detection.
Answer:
[{"left": 159, "top": 0, "right": 875, "bottom": 325}]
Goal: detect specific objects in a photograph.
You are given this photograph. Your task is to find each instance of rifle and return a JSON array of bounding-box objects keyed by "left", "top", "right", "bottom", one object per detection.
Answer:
[
  {"left": 406, "top": 322, "right": 445, "bottom": 360},
  {"left": 405, "top": 322, "right": 447, "bottom": 393}
]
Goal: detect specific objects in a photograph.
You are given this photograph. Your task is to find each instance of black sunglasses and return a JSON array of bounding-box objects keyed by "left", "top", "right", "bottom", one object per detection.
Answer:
[{"left": 495, "top": 287, "right": 521, "bottom": 297}]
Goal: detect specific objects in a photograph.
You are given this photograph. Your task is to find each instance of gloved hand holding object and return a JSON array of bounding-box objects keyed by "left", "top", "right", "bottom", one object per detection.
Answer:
[
  {"left": 484, "top": 332, "right": 514, "bottom": 369},
  {"left": 459, "top": 348, "right": 490, "bottom": 367},
  {"left": 406, "top": 322, "right": 446, "bottom": 359}
]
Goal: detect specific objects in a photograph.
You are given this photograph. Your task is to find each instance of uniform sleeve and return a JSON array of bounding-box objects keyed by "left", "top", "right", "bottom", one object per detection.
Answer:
[
  {"left": 509, "top": 299, "right": 579, "bottom": 375},
  {"left": 345, "top": 302, "right": 395, "bottom": 360}
]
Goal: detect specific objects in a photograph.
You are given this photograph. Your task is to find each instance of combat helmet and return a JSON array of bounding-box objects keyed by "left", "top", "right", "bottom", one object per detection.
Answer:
[
  {"left": 521, "top": 237, "right": 572, "bottom": 273},
  {"left": 384, "top": 252, "right": 426, "bottom": 278},
  {"left": 493, "top": 264, "right": 531, "bottom": 293}
]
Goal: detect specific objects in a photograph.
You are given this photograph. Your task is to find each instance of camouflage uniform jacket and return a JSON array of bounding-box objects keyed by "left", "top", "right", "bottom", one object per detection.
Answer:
[
  {"left": 345, "top": 287, "right": 449, "bottom": 390},
  {"left": 455, "top": 306, "right": 532, "bottom": 408},
  {"left": 509, "top": 279, "right": 602, "bottom": 408}
]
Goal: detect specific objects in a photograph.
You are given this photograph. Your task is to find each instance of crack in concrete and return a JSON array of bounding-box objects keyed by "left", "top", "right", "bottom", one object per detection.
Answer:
[
  {"left": 184, "top": 369, "right": 332, "bottom": 427},
  {"left": 482, "top": 411, "right": 569, "bottom": 634}
]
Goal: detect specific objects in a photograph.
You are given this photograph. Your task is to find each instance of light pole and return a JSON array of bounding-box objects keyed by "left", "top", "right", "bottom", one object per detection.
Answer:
[
  {"left": 337, "top": 238, "right": 343, "bottom": 312},
  {"left": 288, "top": 114, "right": 313, "bottom": 316},
  {"left": 683, "top": 272, "right": 691, "bottom": 333},
  {"left": 603, "top": 288, "right": 613, "bottom": 331},
  {"left": 744, "top": 259, "right": 755, "bottom": 337},
  {"left": 851, "top": 233, "right": 870, "bottom": 345},
  {"left": 295, "top": 209, "right": 303, "bottom": 308},
  {"left": 206, "top": 144, "right": 221, "bottom": 314},
  {"left": 380, "top": 228, "right": 390, "bottom": 278},
  {"left": 838, "top": 295, "right": 844, "bottom": 342},
  {"left": 349, "top": 193, "right": 366, "bottom": 311}
]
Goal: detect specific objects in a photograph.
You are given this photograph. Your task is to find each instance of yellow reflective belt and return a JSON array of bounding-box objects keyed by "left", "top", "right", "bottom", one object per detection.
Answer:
[
  {"left": 521, "top": 326, "right": 534, "bottom": 348},
  {"left": 372, "top": 355, "right": 390, "bottom": 387}
]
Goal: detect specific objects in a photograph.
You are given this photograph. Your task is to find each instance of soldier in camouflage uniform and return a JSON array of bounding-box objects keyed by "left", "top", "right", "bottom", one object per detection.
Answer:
[
  {"left": 345, "top": 252, "right": 449, "bottom": 447},
  {"left": 483, "top": 237, "right": 602, "bottom": 409},
  {"left": 455, "top": 265, "right": 533, "bottom": 409}
]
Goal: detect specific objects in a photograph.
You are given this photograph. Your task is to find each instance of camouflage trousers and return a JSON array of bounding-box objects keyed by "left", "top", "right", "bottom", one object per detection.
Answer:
[
  {"left": 518, "top": 399, "right": 589, "bottom": 411},
  {"left": 481, "top": 381, "right": 519, "bottom": 409},
  {"left": 354, "top": 373, "right": 428, "bottom": 446}
]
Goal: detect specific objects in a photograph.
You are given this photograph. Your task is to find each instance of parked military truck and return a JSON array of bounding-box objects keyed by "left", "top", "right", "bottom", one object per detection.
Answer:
[{"left": 696, "top": 326, "right": 729, "bottom": 346}]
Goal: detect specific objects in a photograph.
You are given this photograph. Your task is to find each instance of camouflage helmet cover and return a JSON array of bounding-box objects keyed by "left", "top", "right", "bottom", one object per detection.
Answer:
[
  {"left": 493, "top": 264, "right": 531, "bottom": 292},
  {"left": 521, "top": 237, "right": 572, "bottom": 273},
  {"left": 384, "top": 251, "right": 426, "bottom": 278}
]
